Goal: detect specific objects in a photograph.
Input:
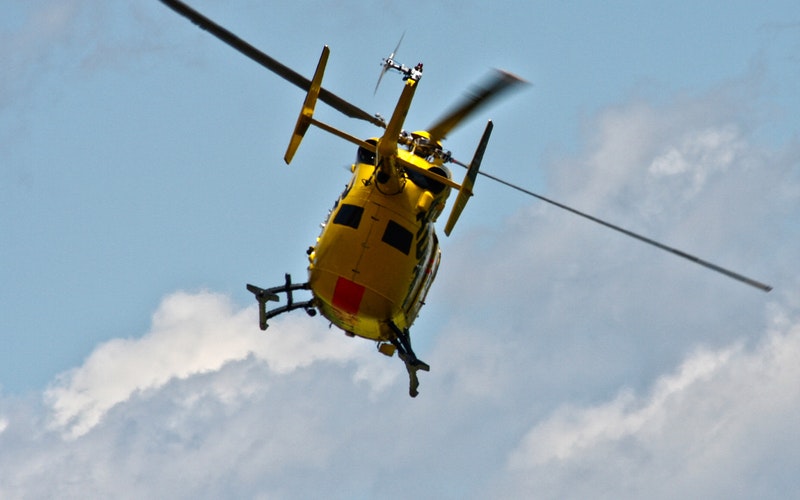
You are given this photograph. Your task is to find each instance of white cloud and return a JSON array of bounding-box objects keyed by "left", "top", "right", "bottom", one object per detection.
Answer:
[
  {"left": 507, "top": 343, "right": 739, "bottom": 468},
  {"left": 499, "top": 305, "right": 800, "bottom": 499},
  {"left": 43, "top": 290, "right": 384, "bottom": 439},
  {"left": 648, "top": 125, "right": 742, "bottom": 195}
]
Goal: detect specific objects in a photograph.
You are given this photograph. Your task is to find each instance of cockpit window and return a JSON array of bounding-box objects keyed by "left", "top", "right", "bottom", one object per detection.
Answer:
[
  {"left": 381, "top": 220, "right": 413, "bottom": 255},
  {"left": 356, "top": 139, "right": 378, "bottom": 165},
  {"left": 406, "top": 166, "right": 450, "bottom": 194},
  {"left": 333, "top": 204, "right": 364, "bottom": 229}
]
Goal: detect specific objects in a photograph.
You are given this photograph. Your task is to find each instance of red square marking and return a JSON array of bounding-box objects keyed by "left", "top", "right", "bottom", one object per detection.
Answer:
[{"left": 332, "top": 276, "right": 366, "bottom": 315}]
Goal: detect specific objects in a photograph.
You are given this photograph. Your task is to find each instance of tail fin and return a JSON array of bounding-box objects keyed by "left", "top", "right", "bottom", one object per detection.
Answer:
[
  {"left": 444, "top": 120, "right": 493, "bottom": 236},
  {"left": 284, "top": 46, "right": 329, "bottom": 164}
]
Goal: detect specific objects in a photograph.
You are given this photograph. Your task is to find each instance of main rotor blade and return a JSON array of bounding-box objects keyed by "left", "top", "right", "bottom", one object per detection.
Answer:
[
  {"left": 450, "top": 159, "right": 772, "bottom": 292},
  {"left": 161, "top": 0, "right": 385, "bottom": 128},
  {"left": 428, "top": 70, "right": 526, "bottom": 143}
]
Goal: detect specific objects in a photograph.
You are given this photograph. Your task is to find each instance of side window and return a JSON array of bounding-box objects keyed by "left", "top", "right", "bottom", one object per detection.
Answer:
[
  {"left": 381, "top": 220, "right": 413, "bottom": 255},
  {"left": 356, "top": 139, "right": 377, "bottom": 165},
  {"left": 333, "top": 204, "right": 364, "bottom": 229},
  {"left": 405, "top": 166, "right": 450, "bottom": 194}
]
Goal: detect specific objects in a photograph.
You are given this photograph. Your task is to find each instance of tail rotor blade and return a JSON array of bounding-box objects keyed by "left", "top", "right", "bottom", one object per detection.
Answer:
[
  {"left": 374, "top": 65, "right": 390, "bottom": 95},
  {"left": 390, "top": 33, "right": 404, "bottom": 60},
  {"left": 375, "top": 32, "right": 406, "bottom": 95}
]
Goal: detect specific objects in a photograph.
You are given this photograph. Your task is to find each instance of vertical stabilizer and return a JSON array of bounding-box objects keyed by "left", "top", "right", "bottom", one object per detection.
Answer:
[
  {"left": 284, "top": 46, "right": 329, "bottom": 164},
  {"left": 444, "top": 120, "right": 493, "bottom": 235}
]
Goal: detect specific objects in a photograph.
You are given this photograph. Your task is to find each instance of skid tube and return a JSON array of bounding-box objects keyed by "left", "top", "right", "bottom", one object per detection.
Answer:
[{"left": 246, "top": 273, "right": 316, "bottom": 330}]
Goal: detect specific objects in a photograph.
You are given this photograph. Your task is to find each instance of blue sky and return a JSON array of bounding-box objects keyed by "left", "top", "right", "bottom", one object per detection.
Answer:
[{"left": 1, "top": 1, "right": 799, "bottom": 498}]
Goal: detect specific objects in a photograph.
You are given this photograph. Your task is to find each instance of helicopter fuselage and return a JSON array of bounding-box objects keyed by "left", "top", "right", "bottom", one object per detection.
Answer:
[{"left": 308, "top": 145, "right": 451, "bottom": 342}]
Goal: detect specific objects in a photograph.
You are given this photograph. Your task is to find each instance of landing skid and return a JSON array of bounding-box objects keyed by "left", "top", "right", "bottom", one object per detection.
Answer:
[
  {"left": 246, "top": 273, "right": 316, "bottom": 330},
  {"left": 246, "top": 276, "right": 429, "bottom": 398},
  {"left": 388, "top": 321, "right": 430, "bottom": 398}
]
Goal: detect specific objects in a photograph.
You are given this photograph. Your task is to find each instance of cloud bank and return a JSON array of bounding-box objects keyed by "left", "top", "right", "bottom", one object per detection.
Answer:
[
  {"left": 42, "top": 291, "right": 387, "bottom": 439},
  {"left": 503, "top": 304, "right": 800, "bottom": 499},
  {"left": 2, "top": 77, "right": 798, "bottom": 499}
]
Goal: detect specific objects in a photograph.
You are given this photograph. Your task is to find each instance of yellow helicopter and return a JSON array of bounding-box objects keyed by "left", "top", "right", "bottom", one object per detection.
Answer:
[{"left": 161, "top": 0, "right": 772, "bottom": 397}]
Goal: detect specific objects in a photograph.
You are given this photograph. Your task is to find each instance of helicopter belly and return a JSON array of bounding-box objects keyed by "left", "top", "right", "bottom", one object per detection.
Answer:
[{"left": 311, "top": 270, "right": 397, "bottom": 340}]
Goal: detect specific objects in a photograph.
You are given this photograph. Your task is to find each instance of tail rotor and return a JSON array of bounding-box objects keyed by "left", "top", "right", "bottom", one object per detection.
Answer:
[{"left": 375, "top": 32, "right": 407, "bottom": 94}]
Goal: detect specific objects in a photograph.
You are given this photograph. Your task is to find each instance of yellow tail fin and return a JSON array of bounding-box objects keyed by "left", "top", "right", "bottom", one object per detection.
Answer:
[
  {"left": 284, "top": 46, "right": 329, "bottom": 164},
  {"left": 444, "top": 120, "right": 493, "bottom": 235}
]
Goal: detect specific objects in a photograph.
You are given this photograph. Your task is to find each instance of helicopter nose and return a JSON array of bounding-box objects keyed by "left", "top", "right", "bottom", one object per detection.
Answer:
[{"left": 332, "top": 276, "right": 366, "bottom": 315}]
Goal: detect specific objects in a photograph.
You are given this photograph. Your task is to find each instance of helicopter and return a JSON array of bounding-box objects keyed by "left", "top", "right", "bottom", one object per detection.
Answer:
[{"left": 161, "top": 0, "right": 772, "bottom": 397}]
